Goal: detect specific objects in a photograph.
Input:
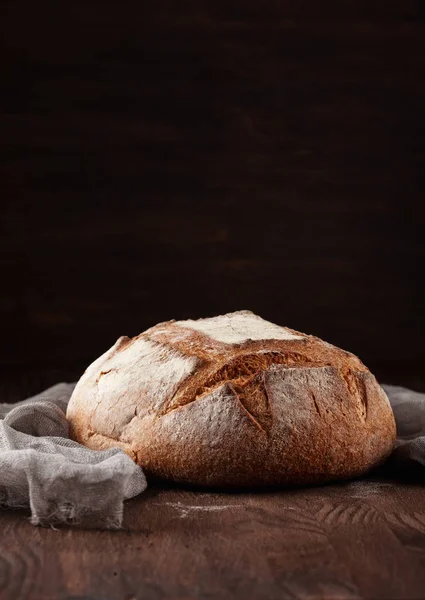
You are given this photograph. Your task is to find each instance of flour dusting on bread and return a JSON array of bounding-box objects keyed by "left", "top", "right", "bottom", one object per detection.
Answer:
[{"left": 175, "top": 310, "right": 303, "bottom": 344}]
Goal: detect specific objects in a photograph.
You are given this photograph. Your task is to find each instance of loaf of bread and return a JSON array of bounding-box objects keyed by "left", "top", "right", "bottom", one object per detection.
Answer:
[{"left": 66, "top": 311, "right": 396, "bottom": 487}]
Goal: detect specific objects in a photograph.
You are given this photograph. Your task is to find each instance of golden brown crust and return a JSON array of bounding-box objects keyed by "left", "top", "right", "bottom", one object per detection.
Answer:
[{"left": 66, "top": 311, "right": 396, "bottom": 487}]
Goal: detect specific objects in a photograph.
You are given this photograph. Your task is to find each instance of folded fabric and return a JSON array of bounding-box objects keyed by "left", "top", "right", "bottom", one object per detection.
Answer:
[
  {"left": 382, "top": 384, "right": 425, "bottom": 473},
  {"left": 0, "top": 383, "right": 147, "bottom": 529},
  {"left": 0, "top": 382, "right": 423, "bottom": 530}
]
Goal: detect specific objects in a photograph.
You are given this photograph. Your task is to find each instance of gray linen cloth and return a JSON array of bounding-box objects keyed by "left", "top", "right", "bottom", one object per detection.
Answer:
[
  {"left": 0, "top": 383, "right": 147, "bottom": 529},
  {"left": 0, "top": 382, "right": 423, "bottom": 530},
  {"left": 382, "top": 384, "right": 425, "bottom": 471}
]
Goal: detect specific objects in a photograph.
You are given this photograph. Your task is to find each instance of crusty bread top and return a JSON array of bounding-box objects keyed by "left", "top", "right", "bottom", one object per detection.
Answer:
[
  {"left": 174, "top": 311, "right": 304, "bottom": 343},
  {"left": 81, "top": 310, "right": 369, "bottom": 430}
]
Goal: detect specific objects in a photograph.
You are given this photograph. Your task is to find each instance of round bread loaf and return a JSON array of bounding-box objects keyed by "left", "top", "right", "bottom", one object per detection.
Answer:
[{"left": 66, "top": 310, "right": 396, "bottom": 487}]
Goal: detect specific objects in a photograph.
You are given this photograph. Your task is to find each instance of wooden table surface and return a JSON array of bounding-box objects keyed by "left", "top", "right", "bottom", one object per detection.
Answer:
[
  {"left": 1, "top": 374, "right": 425, "bottom": 600},
  {"left": 1, "top": 476, "right": 425, "bottom": 600}
]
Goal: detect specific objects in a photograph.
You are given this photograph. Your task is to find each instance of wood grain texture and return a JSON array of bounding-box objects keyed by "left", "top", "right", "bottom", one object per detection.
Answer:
[
  {"left": 1, "top": 480, "right": 425, "bottom": 600},
  {"left": 0, "top": 363, "right": 425, "bottom": 600},
  {"left": 1, "top": 1, "right": 425, "bottom": 385}
]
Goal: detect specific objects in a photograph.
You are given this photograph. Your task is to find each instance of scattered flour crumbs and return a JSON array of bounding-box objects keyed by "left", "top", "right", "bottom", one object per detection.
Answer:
[
  {"left": 343, "top": 481, "right": 395, "bottom": 499},
  {"left": 155, "top": 482, "right": 395, "bottom": 518},
  {"left": 155, "top": 502, "right": 242, "bottom": 518}
]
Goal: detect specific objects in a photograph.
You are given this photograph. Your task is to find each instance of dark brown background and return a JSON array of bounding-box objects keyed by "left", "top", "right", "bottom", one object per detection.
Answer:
[{"left": 1, "top": 1, "right": 425, "bottom": 393}]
